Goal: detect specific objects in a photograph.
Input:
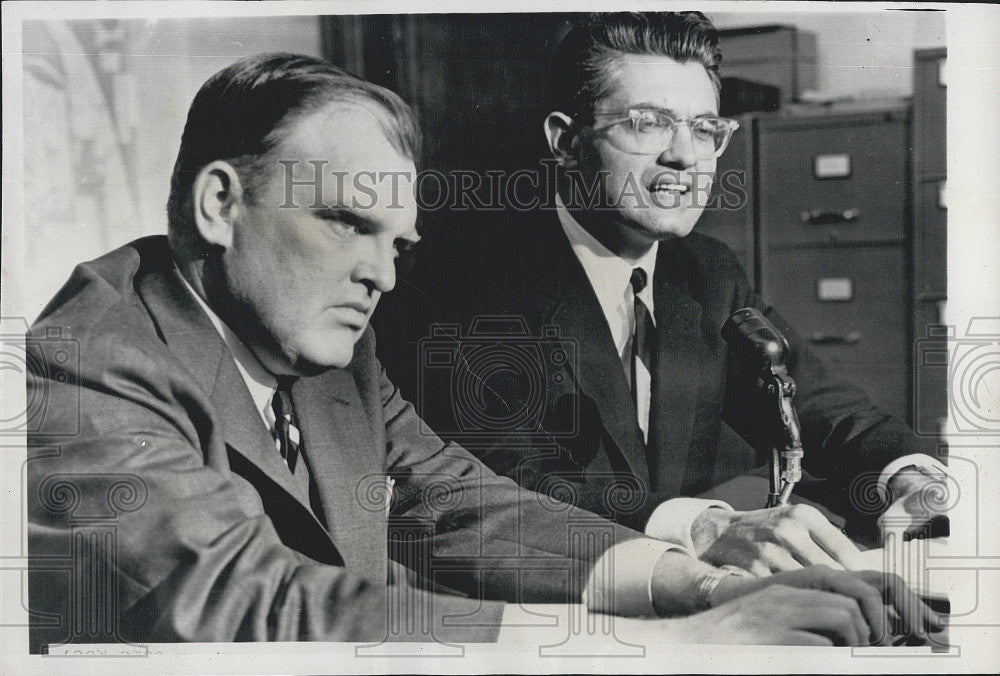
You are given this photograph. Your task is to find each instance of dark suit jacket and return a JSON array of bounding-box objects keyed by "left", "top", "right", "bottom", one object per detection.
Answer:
[
  {"left": 27, "top": 235, "right": 641, "bottom": 652},
  {"left": 373, "top": 210, "right": 927, "bottom": 535}
]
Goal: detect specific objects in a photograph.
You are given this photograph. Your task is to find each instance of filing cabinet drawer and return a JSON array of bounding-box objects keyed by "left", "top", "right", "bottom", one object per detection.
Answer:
[
  {"left": 914, "top": 50, "right": 947, "bottom": 177},
  {"left": 914, "top": 178, "right": 948, "bottom": 298},
  {"left": 763, "top": 246, "right": 908, "bottom": 420},
  {"left": 759, "top": 115, "right": 907, "bottom": 247}
]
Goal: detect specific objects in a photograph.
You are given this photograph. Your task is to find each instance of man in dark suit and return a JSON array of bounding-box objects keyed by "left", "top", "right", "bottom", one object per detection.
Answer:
[
  {"left": 27, "top": 52, "right": 936, "bottom": 652},
  {"left": 373, "top": 12, "right": 949, "bottom": 574}
]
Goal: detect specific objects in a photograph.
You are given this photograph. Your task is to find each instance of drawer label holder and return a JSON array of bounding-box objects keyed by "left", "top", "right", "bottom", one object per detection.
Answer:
[
  {"left": 814, "top": 152, "right": 852, "bottom": 179},
  {"left": 816, "top": 276, "right": 854, "bottom": 302}
]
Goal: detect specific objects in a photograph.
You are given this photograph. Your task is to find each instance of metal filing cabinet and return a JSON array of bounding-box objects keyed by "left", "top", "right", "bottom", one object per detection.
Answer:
[
  {"left": 913, "top": 48, "right": 947, "bottom": 178},
  {"left": 757, "top": 107, "right": 912, "bottom": 423},
  {"left": 912, "top": 48, "right": 948, "bottom": 455}
]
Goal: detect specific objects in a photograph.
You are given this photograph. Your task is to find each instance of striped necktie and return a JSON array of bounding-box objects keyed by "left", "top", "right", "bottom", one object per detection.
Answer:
[
  {"left": 630, "top": 267, "right": 656, "bottom": 408},
  {"left": 270, "top": 377, "right": 301, "bottom": 473}
]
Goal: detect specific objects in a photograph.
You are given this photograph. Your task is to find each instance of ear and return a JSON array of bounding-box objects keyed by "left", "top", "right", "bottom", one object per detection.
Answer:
[
  {"left": 192, "top": 160, "right": 245, "bottom": 250},
  {"left": 543, "top": 112, "right": 580, "bottom": 168}
]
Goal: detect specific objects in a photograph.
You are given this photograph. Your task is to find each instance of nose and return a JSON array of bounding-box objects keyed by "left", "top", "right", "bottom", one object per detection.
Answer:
[
  {"left": 353, "top": 239, "right": 397, "bottom": 295},
  {"left": 657, "top": 122, "right": 699, "bottom": 169}
]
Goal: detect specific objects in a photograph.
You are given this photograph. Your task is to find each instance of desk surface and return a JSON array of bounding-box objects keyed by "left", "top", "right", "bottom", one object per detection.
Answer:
[{"left": 496, "top": 537, "right": 952, "bottom": 648}]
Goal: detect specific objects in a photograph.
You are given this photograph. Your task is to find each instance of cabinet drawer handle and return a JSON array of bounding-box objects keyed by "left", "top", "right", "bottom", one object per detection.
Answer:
[
  {"left": 800, "top": 209, "right": 860, "bottom": 225},
  {"left": 808, "top": 331, "right": 861, "bottom": 346}
]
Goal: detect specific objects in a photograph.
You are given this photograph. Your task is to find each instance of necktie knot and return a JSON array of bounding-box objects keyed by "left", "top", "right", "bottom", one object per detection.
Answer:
[
  {"left": 272, "top": 376, "right": 298, "bottom": 415},
  {"left": 275, "top": 375, "right": 298, "bottom": 394},
  {"left": 271, "top": 377, "right": 300, "bottom": 472},
  {"left": 630, "top": 267, "right": 648, "bottom": 295}
]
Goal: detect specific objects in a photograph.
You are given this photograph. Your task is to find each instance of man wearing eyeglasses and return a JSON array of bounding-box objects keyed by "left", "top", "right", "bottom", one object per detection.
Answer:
[
  {"left": 375, "top": 11, "right": 948, "bottom": 576},
  {"left": 26, "top": 48, "right": 944, "bottom": 649}
]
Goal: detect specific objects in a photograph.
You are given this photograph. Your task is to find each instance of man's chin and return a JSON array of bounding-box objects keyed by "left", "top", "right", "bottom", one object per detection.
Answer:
[
  {"left": 289, "top": 358, "right": 339, "bottom": 377},
  {"left": 288, "top": 336, "right": 359, "bottom": 375},
  {"left": 648, "top": 216, "right": 700, "bottom": 240},
  {"left": 628, "top": 219, "right": 697, "bottom": 244}
]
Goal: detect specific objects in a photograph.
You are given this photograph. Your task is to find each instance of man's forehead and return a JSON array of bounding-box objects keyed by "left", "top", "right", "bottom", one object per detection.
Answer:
[
  {"left": 274, "top": 103, "right": 418, "bottom": 213},
  {"left": 599, "top": 54, "right": 717, "bottom": 110},
  {"left": 280, "top": 102, "right": 414, "bottom": 170}
]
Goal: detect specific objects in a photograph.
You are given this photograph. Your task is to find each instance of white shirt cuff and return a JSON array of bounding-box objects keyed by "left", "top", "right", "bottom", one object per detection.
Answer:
[
  {"left": 582, "top": 538, "right": 684, "bottom": 618},
  {"left": 876, "top": 453, "right": 950, "bottom": 500},
  {"left": 644, "top": 497, "right": 734, "bottom": 551}
]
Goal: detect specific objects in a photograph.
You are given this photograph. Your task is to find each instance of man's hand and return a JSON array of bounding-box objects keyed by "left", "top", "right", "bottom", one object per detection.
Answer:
[
  {"left": 692, "top": 504, "right": 859, "bottom": 575},
  {"left": 696, "top": 566, "right": 943, "bottom": 646},
  {"left": 878, "top": 466, "right": 952, "bottom": 540},
  {"left": 668, "top": 584, "right": 876, "bottom": 646}
]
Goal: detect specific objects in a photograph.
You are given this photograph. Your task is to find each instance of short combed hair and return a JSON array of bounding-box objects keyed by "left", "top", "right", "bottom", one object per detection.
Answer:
[
  {"left": 548, "top": 12, "right": 722, "bottom": 121},
  {"left": 166, "top": 52, "right": 420, "bottom": 241}
]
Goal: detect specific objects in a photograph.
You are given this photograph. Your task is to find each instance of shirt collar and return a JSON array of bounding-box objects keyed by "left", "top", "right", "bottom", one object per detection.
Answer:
[
  {"left": 174, "top": 264, "right": 277, "bottom": 429},
  {"left": 556, "top": 196, "right": 658, "bottom": 351}
]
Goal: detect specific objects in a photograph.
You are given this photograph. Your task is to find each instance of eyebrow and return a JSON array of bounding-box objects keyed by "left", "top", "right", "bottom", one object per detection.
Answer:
[
  {"left": 607, "top": 103, "right": 719, "bottom": 117},
  {"left": 626, "top": 102, "right": 677, "bottom": 113},
  {"left": 313, "top": 206, "right": 374, "bottom": 229},
  {"left": 314, "top": 206, "right": 421, "bottom": 245},
  {"left": 594, "top": 102, "right": 676, "bottom": 114}
]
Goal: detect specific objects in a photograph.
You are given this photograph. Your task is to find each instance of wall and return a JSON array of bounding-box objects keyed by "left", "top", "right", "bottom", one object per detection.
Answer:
[
  {"left": 12, "top": 10, "right": 947, "bottom": 323},
  {"left": 17, "top": 16, "right": 321, "bottom": 322},
  {"left": 712, "top": 10, "right": 946, "bottom": 99}
]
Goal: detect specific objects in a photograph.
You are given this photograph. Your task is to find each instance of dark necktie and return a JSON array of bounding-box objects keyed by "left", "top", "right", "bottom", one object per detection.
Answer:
[
  {"left": 271, "top": 377, "right": 301, "bottom": 473},
  {"left": 630, "top": 268, "right": 657, "bottom": 411}
]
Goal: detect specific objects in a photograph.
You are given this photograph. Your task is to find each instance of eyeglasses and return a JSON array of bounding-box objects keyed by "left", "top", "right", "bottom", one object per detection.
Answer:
[{"left": 587, "top": 108, "right": 739, "bottom": 159}]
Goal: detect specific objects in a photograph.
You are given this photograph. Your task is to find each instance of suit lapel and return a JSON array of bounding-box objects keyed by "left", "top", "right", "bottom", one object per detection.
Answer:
[
  {"left": 291, "top": 368, "right": 388, "bottom": 580},
  {"left": 647, "top": 240, "right": 703, "bottom": 497},
  {"left": 136, "top": 245, "right": 335, "bottom": 547},
  {"left": 208, "top": 360, "right": 317, "bottom": 511},
  {"left": 528, "top": 219, "right": 650, "bottom": 486}
]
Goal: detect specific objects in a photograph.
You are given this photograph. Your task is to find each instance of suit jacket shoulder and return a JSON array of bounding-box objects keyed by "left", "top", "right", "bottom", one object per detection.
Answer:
[
  {"left": 377, "top": 210, "right": 926, "bottom": 535},
  {"left": 27, "top": 236, "right": 510, "bottom": 647},
  {"left": 28, "top": 235, "right": 641, "bottom": 650}
]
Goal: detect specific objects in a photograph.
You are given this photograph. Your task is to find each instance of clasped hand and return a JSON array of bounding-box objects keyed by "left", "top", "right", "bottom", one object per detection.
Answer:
[
  {"left": 691, "top": 470, "right": 950, "bottom": 575},
  {"left": 692, "top": 503, "right": 859, "bottom": 574},
  {"left": 672, "top": 566, "right": 943, "bottom": 646},
  {"left": 670, "top": 499, "right": 945, "bottom": 645}
]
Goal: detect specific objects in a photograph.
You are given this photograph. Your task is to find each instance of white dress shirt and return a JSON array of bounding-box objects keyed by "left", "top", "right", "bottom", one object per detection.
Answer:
[
  {"left": 554, "top": 199, "right": 734, "bottom": 547},
  {"left": 176, "top": 261, "right": 942, "bottom": 620},
  {"left": 177, "top": 264, "right": 683, "bottom": 618},
  {"left": 553, "top": 200, "right": 945, "bottom": 549},
  {"left": 555, "top": 197, "right": 657, "bottom": 440},
  {"left": 177, "top": 267, "right": 277, "bottom": 428}
]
